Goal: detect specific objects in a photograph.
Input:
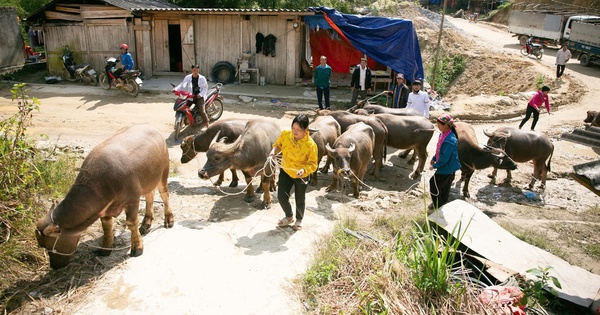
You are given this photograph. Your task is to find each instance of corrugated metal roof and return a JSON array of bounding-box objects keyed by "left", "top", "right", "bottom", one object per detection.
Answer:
[
  {"left": 103, "top": 0, "right": 179, "bottom": 10},
  {"left": 130, "top": 7, "right": 312, "bottom": 13},
  {"left": 572, "top": 159, "right": 600, "bottom": 196}
]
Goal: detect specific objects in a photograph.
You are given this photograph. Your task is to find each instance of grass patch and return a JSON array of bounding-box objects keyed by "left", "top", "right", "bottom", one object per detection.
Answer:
[{"left": 426, "top": 53, "right": 466, "bottom": 96}]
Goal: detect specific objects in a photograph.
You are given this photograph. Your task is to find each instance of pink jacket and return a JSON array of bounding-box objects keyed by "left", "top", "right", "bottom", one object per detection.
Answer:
[{"left": 528, "top": 90, "right": 550, "bottom": 113}]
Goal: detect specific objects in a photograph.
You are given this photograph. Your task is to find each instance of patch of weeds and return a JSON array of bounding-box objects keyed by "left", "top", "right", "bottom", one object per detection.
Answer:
[
  {"left": 535, "top": 74, "right": 547, "bottom": 90},
  {"left": 499, "top": 91, "right": 506, "bottom": 96},
  {"left": 425, "top": 52, "right": 466, "bottom": 96},
  {"left": 518, "top": 265, "right": 561, "bottom": 310}
]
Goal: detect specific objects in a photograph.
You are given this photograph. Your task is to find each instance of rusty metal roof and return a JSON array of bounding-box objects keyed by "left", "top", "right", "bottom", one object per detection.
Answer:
[
  {"left": 104, "top": 0, "right": 179, "bottom": 10},
  {"left": 131, "top": 7, "right": 313, "bottom": 14}
]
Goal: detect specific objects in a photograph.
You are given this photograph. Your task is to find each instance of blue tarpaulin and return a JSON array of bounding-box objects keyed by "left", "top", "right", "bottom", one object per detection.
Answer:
[{"left": 306, "top": 7, "right": 424, "bottom": 82}]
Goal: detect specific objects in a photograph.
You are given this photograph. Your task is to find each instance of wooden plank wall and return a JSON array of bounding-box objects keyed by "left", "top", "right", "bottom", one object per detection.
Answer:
[{"left": 195, "top": 15, "right": 241, "bottom": 80}]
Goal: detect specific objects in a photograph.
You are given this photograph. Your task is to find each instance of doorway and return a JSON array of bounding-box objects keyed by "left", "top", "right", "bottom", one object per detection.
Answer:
[{"left": 168, "top": 24, "right": 183, "bottom": 72}]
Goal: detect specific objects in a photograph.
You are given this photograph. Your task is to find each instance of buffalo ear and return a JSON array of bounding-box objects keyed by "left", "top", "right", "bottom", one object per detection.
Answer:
[{"left": 43, "top": 224, "right": 61, "bottom": 237}]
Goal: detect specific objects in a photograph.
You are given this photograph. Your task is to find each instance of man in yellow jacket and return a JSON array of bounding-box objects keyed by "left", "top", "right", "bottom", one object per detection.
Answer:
[{"left": 269, "top": 114, "right": 318, "bottom": 231}]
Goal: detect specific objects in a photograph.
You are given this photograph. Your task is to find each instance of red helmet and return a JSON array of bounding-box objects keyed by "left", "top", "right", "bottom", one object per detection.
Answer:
[{"left": 120, "top": 43, "right": 128, "bottom": 50}]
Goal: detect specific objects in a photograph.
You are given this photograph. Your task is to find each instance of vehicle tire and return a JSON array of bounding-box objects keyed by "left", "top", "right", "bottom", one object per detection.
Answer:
[
  {"left": 207, "top": 98, "right": 224, "bottom": 121},
  {"left": 125, "top": 78, "right": 140, "bottom": 97},
  {"left": 211, "top": 61, "right": 235, "bottom": 84},
  {"left": 519, "top": 35, "right": 528, "bottom": 46},
  {"left": 174, "top": 114, "right": 184, "bottom": 140},
  {"left": 520, "top": 47, "right": 528, "bottom": 56},
  {"left": 535, "top": 49, "right": 543, "bottom": 60},
  {"left": 85, "top": 72, "right": 98, "bottom": 86},
  {"left": 580, "top": 53, "right": 590, "bottom": 67},
  {"left": 99, "top": 73, "right": 111, "bottom": 90}
]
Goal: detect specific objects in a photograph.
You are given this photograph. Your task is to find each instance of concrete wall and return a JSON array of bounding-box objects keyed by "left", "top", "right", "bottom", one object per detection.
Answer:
[{"left": 0, "top": 7, "right": 25, "bottom": 75}]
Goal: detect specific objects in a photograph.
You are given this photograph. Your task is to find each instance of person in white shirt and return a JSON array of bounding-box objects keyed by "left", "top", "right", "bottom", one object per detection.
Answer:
[
  {"left": 349, "top": 57, "right": 372, "bottom": 107},
  {"left": 407, "top": 80, "right": 430, "bottom": 118},
  {"left": 555, "top": 43, "right": 572, "bottom": 79}
]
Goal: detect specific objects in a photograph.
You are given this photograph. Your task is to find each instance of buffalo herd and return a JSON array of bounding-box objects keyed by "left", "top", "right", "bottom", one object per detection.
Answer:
[{"left": 37, "top": 103, "right": 569, "bottom": 269}]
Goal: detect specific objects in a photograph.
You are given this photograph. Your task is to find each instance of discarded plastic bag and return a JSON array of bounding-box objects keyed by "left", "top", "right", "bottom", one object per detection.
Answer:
[{"left": 478, "top": 285, "right": 526, "bottom": 315}]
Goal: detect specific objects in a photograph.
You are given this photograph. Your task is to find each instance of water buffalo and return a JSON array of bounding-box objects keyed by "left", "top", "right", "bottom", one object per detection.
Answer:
[
  {"left": 348, "top": 100, "right": 421, "bottom": 116},
  {"left": 198, "top": 119, "right": 280, "bottom": 208},
  {"left": 484, "top": 127, "right": 554, "bottom": 190},
  {"left": 308, "top": 116, "right": 341, "bottom": 186},
  {"left": 35, "top": 124, "right": 173, "bottom": 269},
  {"left": 326, "top": 122, "right": 375, "bottom": 198},
  {"left": 455, "top": 122, "right": 517, "bottom": 198},
  {"left": 373, "top": 114, "right": 435, "bottom": 179},
  {"left": 180, "top": 119, "right": 247, "bottom": 187},
  {"left": 316, "top": 110, "right": 388, "bottom": 179},
  {"left": 584, "top": 110, "right": 599, "bottom": 127}
]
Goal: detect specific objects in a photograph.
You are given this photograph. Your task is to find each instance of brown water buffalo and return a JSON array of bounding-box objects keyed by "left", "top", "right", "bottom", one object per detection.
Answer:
[
  {"left": 374, "top": 114, "right": 435, "bottom": 179},
  {"left": 325, "top": 122, "right": 375, "bottom": 198},
  {"left": 308, "top": 116, "right": 341, "bottom": 186},
  {"left": 180, "top": 119, "right": 247, "bottom": 187},
  {"left": 455, "top": 122, "right": 517, "bottom": 198},
  {"left": 35, "top": 124, "right": 173, "bottom": 269},
  {"left": 316, "top": 110, "right": 388, "bottom": 179},
  {"left": 348, "top": 100, "right": 421, "bottom": 116},
  {"left": 484, "top": 127, "right": 554, "bottom": 190},
  {"left": 584, "top": 110, "right": 599, "bottom": 127},
  {"left": 198, "top": 119, "right": 280, "bottom": 208}
]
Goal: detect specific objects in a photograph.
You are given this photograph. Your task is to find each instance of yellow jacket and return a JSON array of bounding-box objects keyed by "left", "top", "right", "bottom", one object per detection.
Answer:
[{"left": 274, "top": 130, "right": 318, "bottom": 179}]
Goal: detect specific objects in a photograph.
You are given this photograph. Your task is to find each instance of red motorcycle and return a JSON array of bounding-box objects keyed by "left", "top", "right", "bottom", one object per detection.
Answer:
[
  {"left": 172, "top": 83, "right": 224, "bottom": 140},
  {"left": 98, "top": 57, "right": 143, "bottom": 97}
]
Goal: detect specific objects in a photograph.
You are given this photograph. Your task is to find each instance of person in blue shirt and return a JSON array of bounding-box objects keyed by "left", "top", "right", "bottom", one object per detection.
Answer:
[
  {"left": 313, "top": 56, "right": 332, "bottom": 110},
  {"left": 114, "top": 43, "right": 134, "bottom": 88},
  {"left": 428, "top": 114, "right": 461, "bottom": 210},
  {"left": 385, "top": 73, "right": 410, "bottom": 108}
]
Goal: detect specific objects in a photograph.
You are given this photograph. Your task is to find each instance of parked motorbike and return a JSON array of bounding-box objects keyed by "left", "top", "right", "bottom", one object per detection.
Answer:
[
  {"left": 98, "top": 57, "right": 143, "bottom": 97},
  {"left": 521, "top": 39, "right": 544, "bottom": 60},
  {"left": 171, "top": 83, "right": 224, "bottom": 140},
  {"left": 62, "top": 50, "right": 97, "bottom": 85}
]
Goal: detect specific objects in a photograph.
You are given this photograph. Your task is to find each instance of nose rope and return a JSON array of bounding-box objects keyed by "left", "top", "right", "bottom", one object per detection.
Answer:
[
  {"left": 48, "top": 235, "right": 76, "bottom": 256},
  {"left": 335, "top": 168, "right": 374, "bottom": 191}
]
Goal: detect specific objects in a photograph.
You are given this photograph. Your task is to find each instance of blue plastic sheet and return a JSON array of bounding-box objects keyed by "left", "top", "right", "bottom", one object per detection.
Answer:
[{"left": 307, "top": 7, "right": 424, "bottom": 82}]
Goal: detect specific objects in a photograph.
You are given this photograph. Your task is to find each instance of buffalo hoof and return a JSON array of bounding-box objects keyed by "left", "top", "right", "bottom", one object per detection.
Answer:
[
  {"left": 256, "top": 186, "right": 264, "bottom": 193},
  {"left": 487, "top": 174, "right": 496, "bottom": 179},
  {"left": 139, "top": 223, "right": 152, "bottom": 235},
  {"left": 164, "top": 217, "right": 174, "bottom": 229},
  {"left": 409, "top": 171, "right": 419, "bottom": 180},
  {"left": 261, "top": 201, "right": 271, "bottom": 209},
  {"left": 244, "top": 195, "right": 256, "bottom": 203},
  {"left": 352, "top": 193, "right": 359, "bottom": 199},
  {"left": 214, "top": 179, "right": 224, "bottom": 186},
  {"left": 269, "top": 185, "right": 276, "bottom": 192},
  {"left": 229, "top": 181, "right": 238, "bottom": 188},
  {"left": 539, "top": 183, "right": 546, "bottom": 190},
  {"left": 309, "top": 179, "right": 317, "bottom": 186},
  {"left": 407, "top": 159, "right": 416, "bottom": 165},
  {"left": 319, "top": 167, "right": 329, "bottom": 174},
  {"left": 130, "top": 248, "right": 143, "bottom": 257},
  {"left": 463, "top": 191, "right": 470, "bottom": 199}
]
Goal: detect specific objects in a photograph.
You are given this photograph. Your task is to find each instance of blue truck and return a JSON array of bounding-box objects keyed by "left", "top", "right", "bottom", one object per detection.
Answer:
[{"left": 569, "top": 20, "right": 600, "bottom": 67}]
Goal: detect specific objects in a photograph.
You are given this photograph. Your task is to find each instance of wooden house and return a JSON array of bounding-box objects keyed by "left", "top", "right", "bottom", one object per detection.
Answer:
[{"left": 25, "top": 0, "right": 314, "bottom": 85}]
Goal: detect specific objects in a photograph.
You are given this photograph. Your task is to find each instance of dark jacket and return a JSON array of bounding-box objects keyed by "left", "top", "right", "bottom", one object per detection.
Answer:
[
  {"left": 389, "top": 83, "right": 410, "bottom": 108},
  {"left": 255, "top": 33, "right": 265, "bottom": 53},
  {"left": 264, "top": 34, "right": 277, "bottom": 57},
  {"left": 350, "top": 66, "right": 372, "bottom": 90}
]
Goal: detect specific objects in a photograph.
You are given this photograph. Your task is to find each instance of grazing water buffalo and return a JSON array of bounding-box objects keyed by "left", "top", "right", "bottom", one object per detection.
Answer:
[
  {"left": 484, "top": 127, "right": 554, "bottom": 190},
  {"left": 198, "top": 119, "right": 280, "bottom": 208},
  {"left": 326, "top": 122, "right": 375, "bottom": 198},
  {"left": 308, "top": 116, "right": 341, "bottom": 186},
  {"left": 317, "top": 110, "right": 388, "bottom": 179},
  {"left": 374, "top": 114, "right": 435, "bottom": 179},
  {"left": 35, "top": 124, "right": 173, "bottom": 269},
  {"left": 584, "top": 110, "right": 599, "bottom": 127},
  {"left": 348, "top": 100, "right": 421, "bottom": 116},
  {"left": 180, "top": 119, "right": 247, "bottom": 187},
  {"left": 454, "top": 122, "right": 517, "bottom": 198}
]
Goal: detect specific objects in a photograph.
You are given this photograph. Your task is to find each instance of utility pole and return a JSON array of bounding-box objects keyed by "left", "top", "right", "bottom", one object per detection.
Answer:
[{"left": 431, "top": 0, "right": 447, "bottom": 91}]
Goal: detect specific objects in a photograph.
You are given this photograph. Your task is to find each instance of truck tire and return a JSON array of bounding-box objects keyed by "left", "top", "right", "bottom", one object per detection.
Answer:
[
  {"left": 580, "top": 53, "right": 591, "bottom": 67},
  {"left": 211, "top": 61, "right": 235, "bottom": 84},
  {"left": 519, "top": 35, "right": 528, "bottom": 46}
]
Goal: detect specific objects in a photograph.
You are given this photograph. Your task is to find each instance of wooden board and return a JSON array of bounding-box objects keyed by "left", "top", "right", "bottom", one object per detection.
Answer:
[{"left": 429, "top": 200, "right": 600, "bottom": 309}]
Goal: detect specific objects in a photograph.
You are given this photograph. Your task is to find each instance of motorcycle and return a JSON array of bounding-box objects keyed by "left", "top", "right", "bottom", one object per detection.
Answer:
[
  {"left": 61, "top": 50, "right": 97, "bottom": 86},
  {"left": 521, "top": 39, "right": 544, "bottom": 60},
  {"left": 172, "top": 83, "right": 224, "bottom": 140},
  {"left": 98, "top": 57, "right": 143, "bottom": 97}
]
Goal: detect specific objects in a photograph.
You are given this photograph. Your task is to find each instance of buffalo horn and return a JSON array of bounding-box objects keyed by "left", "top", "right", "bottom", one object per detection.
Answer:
[
  {"left": 348, "top": 143, "right": 356, "bottom": 153},
  {"left": 483, "top": 129, "right": 493, "bottom": 137},
  {"left": 325, "top": 143, "right": 335, "bottom": 154},
  {"left": 209, "top": 130, "right": 222, "bottom": 148}
]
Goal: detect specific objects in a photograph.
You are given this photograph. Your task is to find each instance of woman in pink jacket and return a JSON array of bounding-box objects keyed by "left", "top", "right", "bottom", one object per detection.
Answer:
[{"left": 519, "top": 85, "right": 551, "bottom": 131}]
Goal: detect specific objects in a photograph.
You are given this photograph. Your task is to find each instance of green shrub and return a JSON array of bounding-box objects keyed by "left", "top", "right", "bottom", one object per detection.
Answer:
[{"left": 426, "top": 53, "right": 466, "bottom": 96}]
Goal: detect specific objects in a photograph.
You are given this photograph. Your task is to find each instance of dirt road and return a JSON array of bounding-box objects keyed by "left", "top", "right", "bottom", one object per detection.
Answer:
[{"left": 1, "top": 16, "right": 599, "bottom": 315}]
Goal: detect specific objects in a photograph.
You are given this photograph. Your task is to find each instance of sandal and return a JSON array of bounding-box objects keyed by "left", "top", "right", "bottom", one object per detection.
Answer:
[
  {"left": 278, "top": 217, "right": 294, "bottom": 227},
  {"left": 292, "top": 221, "right": 302, "bottom": 231}
]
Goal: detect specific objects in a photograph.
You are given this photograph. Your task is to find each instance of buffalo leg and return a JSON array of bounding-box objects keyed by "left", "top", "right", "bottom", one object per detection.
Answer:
[
  {"left": 487, "top": 167, "right": 498, "bottom": 179},
  {"left": 352, "top": 177, "right": 360, "bottom": 198},
  {"left": 139, "top": 190, "right": 155, "bottom": 235},
  {"left": 125, "top": 199, "right": 144, "bottom": 257},
  {"left": 261, "top": 175, "right": 272, "bottom": 209},
  {"left": 214, "top": 171, "right": 225, "bottom": 186},
  {"left": 309, "top": 171, "right": 318, "bottom": 186},
  {"left": 229, "top": 169, "right": 239, "bottom": 188},
  {"left": 158, "top": 181, "right": 173, "bottom": 229},
  {"left": 540, "top": 163, "right": 547, "bottom": 189},
  {"left": 98, "top": 216, "right": 114, "bottom": 256},
  {"left": 462, "top": 170, "right": 474, "bottom": 198},
  {"left": 409, "top": 147, "right": 427, "bottom": 180},
  {"left": 242, "top": 171, "right": 256, "bottom": 203},
  {"left": 326, "top": 170, "right": 339, "bottom": 193}
]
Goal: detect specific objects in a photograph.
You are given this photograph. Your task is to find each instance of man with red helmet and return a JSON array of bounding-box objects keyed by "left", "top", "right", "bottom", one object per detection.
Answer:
[{"left": 114, "top": 43, "right": 134, "bottom": 88}]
